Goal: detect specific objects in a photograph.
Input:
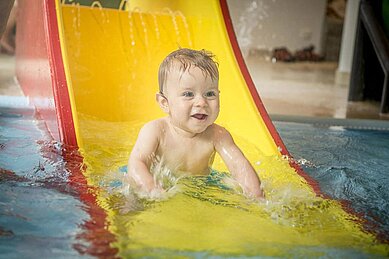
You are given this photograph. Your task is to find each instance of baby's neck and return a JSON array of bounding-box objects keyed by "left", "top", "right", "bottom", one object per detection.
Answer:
[{"left": 168, "top": 119, "right": 198, "bottom": 138}]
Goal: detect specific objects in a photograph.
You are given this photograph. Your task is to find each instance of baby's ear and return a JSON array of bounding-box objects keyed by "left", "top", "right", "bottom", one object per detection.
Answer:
[{"left": 156, "top": 93, "right": 169, "bottom": 113}]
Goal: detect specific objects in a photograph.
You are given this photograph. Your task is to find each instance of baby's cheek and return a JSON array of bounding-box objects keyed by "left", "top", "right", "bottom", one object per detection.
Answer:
[{"left": 214, "top": 103, "right": 220, "bottom": 115}]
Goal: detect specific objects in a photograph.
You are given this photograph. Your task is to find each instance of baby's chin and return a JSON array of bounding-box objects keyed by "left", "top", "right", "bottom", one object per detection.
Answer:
[{"left": 169, "top": 117, "right": 216, "bottom": 136}]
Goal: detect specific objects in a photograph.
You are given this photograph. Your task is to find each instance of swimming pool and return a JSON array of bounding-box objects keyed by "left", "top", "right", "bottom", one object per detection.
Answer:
[
  {"left": 274, "top": 117, "right": 389, "bottom": 243},
  {"left": 1, "top": 106, "right": 388, "bottom": 258}
]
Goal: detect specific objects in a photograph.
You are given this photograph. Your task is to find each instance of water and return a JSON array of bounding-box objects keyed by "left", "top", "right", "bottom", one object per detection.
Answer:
[
  {"left": 275, "top": 121, "right": 389, "bottom": 242},
  {"left": 0, "top": 107, "right": 93, "bottom": 258},
  {"left": 1, "top": 107, "right": 389, "bottom": 258}
]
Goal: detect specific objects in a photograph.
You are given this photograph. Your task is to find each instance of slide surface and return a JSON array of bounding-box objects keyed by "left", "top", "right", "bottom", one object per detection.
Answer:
[{"left": 16, "top": 0, "right": 389, "bottom": 257}]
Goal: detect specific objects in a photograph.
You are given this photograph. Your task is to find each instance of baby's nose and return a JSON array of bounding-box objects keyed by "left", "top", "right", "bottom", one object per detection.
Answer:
[{"left": 194, "top": 95, "right": 208, "bottom": 107}]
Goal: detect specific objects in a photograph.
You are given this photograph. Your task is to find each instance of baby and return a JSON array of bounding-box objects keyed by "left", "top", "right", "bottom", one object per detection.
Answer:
[{"left": 127, "top": 48, "right": 263, "bottom": 199}]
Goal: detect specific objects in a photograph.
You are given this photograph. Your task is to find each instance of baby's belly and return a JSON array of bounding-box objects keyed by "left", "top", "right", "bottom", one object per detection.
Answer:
[
  {"left": 161, "top": 161, "right": 210, "bottom": 176},
  {"left": 173, "top": 166, "right": 211, "bottom": 177}
]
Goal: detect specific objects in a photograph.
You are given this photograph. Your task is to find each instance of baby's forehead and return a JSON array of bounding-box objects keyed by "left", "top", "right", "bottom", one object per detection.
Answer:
[{"left": 168, "top": 61, "right": 213, "bottom": 81}]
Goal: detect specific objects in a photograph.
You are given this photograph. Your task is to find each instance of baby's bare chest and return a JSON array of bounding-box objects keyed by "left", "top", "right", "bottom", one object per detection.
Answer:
[{"left": 157, "top": 136, "right": 215, "bottom": 174}]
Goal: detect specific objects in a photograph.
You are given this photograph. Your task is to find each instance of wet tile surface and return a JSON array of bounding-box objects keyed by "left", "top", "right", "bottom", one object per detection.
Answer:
[{"left": 245, "top": 56, "right": 384, "bottom": 120}]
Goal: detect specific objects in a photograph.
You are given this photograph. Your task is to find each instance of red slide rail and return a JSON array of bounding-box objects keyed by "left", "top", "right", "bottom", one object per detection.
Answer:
[
  {"left": 16, "top": 1, "right": 116, "bottom": 256},
  {"left": 16, "top": 0, "right": 77, "bottom": 147}
]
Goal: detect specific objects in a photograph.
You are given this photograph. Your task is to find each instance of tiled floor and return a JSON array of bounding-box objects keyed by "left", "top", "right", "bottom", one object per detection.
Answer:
[
  {"left": 0, "top": 53, "right": 386, "bottom": 120},
  {"left": 245, "top": 55, "right": 385, "bottom": 120}
]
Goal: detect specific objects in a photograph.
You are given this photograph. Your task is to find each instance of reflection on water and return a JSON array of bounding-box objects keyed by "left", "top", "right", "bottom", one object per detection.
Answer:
[
  {"left": 275, "top": 121, "right": 389, "bottom": 244},
  {"left": 0, "top": 108, "right": 91, "bottom": 258}
]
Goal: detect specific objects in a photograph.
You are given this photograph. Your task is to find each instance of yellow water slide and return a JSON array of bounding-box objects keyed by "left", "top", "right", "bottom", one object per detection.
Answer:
[
  {"left": 53, "top": 0, "right": 388, "bottom": 257},
  {"left": 59, "top": 0, "right": 281, "bottom": 156}
]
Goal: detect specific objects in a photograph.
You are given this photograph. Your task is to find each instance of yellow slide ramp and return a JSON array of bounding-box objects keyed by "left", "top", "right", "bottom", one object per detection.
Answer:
[{"left": 56, "top": 0, "right": 388, "bottom": 257}]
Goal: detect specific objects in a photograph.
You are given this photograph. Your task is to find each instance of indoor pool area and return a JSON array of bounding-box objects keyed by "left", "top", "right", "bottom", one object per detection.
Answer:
[
  {"left": 1, "top": 0, "right": 389, "bottom": 258},
  {"left": 1, "top": 103, "right": 389, "bottom": 258}
]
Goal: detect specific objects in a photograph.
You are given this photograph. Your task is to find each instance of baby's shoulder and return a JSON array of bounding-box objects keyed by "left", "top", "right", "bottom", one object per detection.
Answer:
[
  {"left": 142, "top": 118, "right": 165, "bottom": 129},
  {"left": 207, "top": 123, "right": 234, "bottom": 144},
  {"left": 208, "top": 123, "right": 229, "bottom": 136},
  {"left": 138, "top": 118, "right": 166, "bottom": 138}
]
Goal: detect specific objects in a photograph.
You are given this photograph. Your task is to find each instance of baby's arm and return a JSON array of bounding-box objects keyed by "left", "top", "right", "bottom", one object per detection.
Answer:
[
  {"left": 127, "top": 121, "right": 161, "bottom": 193},
  {"left": 214, "top": 126, "right": 264, "bottom": 199}
]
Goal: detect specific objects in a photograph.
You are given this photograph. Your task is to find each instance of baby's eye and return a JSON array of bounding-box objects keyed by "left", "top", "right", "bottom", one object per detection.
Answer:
[
  {"left": 182, "top": 91, "right": 194, "bottom": 98},
  {"left": 204, "top": 90, "right": 218, "bottom": 99}
]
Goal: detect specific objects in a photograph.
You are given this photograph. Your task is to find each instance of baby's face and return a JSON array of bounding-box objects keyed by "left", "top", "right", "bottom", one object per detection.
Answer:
[{"left": 163, "top": 65, "right": 219, "bottom": 136}]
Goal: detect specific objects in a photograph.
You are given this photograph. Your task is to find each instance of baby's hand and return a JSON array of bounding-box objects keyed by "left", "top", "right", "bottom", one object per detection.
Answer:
[
  {"left": 138, "top": 185, "right": 166, "bottom": 200},
  {"left": 243, "top": 185, "right": 265, "bottom": 201}
]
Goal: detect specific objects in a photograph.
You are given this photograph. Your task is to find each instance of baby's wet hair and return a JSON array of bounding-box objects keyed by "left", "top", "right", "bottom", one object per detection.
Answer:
[{"left": 158, "top": 48, "right": 219, "bottom": 94}]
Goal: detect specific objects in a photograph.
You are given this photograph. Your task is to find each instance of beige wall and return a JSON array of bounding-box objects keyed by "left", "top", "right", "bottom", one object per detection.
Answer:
[{"left": 227, "top": 0, "right": 327, "bottom": 55}]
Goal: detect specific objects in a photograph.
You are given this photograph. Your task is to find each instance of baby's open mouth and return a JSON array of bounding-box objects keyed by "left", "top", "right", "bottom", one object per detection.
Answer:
[{"left": 191, "top": 113, "right": 208, "bottom": 120}]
